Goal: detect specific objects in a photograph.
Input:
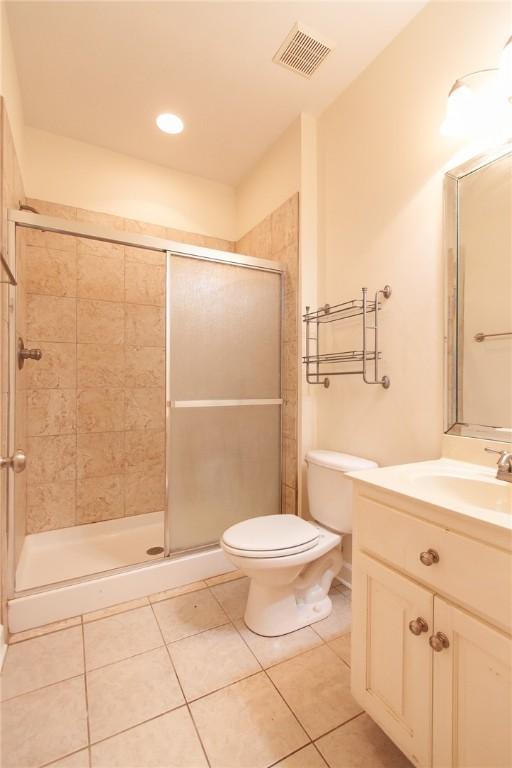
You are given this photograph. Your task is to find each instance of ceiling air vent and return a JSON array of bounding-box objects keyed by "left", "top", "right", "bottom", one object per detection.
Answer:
[{"left": 273, "top": 22, "right": 334, "bottom": 79}]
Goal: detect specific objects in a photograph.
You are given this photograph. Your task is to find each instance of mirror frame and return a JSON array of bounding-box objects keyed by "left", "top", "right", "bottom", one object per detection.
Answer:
[{"left": 444, "top": 141, "right": 512, "bottom": 443}]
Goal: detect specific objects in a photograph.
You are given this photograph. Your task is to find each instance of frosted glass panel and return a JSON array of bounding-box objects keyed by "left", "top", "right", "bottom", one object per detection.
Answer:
[
  {"left": 170, "top": 255, "right": 281, "bottom": 400},
  {"left": 169, "top": 405, "right": 281, "bottom": 551}
]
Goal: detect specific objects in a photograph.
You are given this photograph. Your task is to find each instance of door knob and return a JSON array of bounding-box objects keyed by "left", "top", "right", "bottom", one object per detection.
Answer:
[
  {"left": 419, "top": 548, "right": 440, "bottom": 566},
  {"left": 429, "top": 632, "right": 450, "bottom": 652},
  {"left": 409, "top": 617, "right": 429, "bottom": 635},
  {"left": 0, "top": 449, "right": 26, "bottom": 473},
  {"left": 18, "top": 337, "right": 42, "bottom": 369}
]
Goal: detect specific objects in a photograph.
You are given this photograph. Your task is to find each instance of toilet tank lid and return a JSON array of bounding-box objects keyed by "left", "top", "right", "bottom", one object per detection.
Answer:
[{"left": 306, "top": 450, "right": 378, "bottom": 472}]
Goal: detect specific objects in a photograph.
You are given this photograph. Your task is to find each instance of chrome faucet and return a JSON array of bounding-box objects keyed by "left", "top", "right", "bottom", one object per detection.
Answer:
[{"left": 485, "top": 448, "right": 512, "bottom": 483}]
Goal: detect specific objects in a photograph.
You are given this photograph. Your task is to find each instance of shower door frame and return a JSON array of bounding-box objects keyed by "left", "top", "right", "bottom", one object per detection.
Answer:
[{"left": 6, "top": 209, "right": 285, "bottom": 599}]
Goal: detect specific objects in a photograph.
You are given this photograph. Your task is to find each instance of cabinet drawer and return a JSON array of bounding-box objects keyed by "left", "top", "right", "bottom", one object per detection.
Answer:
[{"left": 356, "top": 496, "right": 512, "bottom": 631}]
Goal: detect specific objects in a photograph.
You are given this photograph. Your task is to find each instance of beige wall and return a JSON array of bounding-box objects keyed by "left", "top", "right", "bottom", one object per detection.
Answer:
[
  {"left": 0, "top": 1, "right": 25, "bottom": 170},
  {"left": 23, "top": 117, "right": 304, "bottom": 252},
  {"left": 236, "top": 118, "right": 301, "bottom": 240},
  {"left": 24, "top": 127, "right": 237, "bottom": 241},
  {"left": 315, "top": 0, "right": 510, "bottom": 470}
]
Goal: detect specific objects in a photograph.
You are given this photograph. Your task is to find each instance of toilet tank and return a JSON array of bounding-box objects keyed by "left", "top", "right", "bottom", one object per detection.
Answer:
[{"left": 305, "top": 450, "right": 378, "bottom": 533}]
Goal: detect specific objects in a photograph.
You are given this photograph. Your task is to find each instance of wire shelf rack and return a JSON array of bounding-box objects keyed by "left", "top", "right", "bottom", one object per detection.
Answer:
[
  {"left": 302, "top": 298, "right": 376, "bottom": 324},
  {"left": 303, "top": 285, "right": 391, "bottom": 389}
]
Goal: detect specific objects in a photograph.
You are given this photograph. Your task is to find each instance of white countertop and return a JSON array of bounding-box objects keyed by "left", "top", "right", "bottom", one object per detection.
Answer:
[{"left": 348, "top": 458, "right": 512, "bottom": 533}]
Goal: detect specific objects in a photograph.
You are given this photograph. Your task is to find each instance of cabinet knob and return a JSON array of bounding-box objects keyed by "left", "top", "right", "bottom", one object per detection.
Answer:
[
  {"left": 429, "top": 632, "right": 450, "bottom": 652},
  {"left": 409, "top": 617, "right": 429, "bottom": 635},
  {"left": 419, "top": 548, "right": 439, "bottom": 566}
]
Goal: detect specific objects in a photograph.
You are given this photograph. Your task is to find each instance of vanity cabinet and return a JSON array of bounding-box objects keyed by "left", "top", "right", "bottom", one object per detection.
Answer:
[
  {"left": 352, "top": 553, "right": 433, "bottom": 766},
  {"left": 351, "top": 489, "right": 512, "bottom": 768},
  {"left": 432, "top": 597, "right": 512, "bottom": 768}
]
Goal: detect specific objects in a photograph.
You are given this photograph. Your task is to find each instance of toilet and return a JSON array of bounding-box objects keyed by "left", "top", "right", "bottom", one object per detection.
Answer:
[{"left": 220, "top": 450, "right": 378, "bottom": 637}]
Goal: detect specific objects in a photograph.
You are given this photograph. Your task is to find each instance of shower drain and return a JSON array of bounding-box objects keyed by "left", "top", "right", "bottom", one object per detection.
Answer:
[{"left": 146, "top": 546, "right": 164, "bottom": 556}]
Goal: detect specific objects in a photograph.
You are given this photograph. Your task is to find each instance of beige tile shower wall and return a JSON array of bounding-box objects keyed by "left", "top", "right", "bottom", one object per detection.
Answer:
[
  {"left": 22, "top": 198, "right": 235, "bottom": 534},
  {"left": 21, "top": 230, "right": 166, "bottom": 532},
  {"left": 1, "top": 97, "right": 26, "bottom": 616},
  {"left": 236, "top": 194, "right": 299, "bottom": 515}
]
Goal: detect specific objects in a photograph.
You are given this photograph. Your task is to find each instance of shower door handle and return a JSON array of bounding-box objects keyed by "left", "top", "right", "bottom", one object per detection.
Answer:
[{"left": 0, "top": 449, "right": 26, "bottom": 473}]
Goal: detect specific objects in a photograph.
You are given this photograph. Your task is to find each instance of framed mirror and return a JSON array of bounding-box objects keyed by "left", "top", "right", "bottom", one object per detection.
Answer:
[{"left": 445, "top": 143, "right": 512, "bottom": 442}]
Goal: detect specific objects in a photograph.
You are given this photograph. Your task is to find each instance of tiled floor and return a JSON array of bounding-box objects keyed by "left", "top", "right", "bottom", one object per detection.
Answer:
[{"left": 1, "top": 573, "right": 412, "bottom": 768}]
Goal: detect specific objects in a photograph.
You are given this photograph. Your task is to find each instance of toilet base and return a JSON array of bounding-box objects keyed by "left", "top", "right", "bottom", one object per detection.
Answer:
[{"left": 244, "top": 581, "right": 333, "bottom": 637}]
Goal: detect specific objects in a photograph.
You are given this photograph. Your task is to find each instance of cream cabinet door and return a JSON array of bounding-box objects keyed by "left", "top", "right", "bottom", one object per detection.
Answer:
[
  {"left": 432, "top": 596, "right": 512, "bottom": 768},
  {"left": 352, "top": 552, "right": 434, "bottom": 767}
]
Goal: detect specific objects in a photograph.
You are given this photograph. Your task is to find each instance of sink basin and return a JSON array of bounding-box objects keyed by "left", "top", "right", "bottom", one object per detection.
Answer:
[
  {"left": 412, "top": 473, "right": 512, "bottom": 514},
  {"left": 348, "top": 458, "right": 512, "bottom": 528}
]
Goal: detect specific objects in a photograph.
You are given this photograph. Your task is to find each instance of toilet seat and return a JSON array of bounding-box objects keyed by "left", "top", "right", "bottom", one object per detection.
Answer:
[{"left": 222, "top": 514, "right": 319, "bottom": 558}]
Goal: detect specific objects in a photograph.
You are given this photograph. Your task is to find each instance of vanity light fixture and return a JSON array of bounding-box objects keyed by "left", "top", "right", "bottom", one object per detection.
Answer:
[
  {"left": 441, "top": 35, "right": 512, "bottom": 138},
  {"left": 156, "top": 113, "right": 184, "bottom": 134}
]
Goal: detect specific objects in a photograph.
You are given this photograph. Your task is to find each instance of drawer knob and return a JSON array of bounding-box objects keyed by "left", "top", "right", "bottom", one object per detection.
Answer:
[
  {"left": 409, "top": 617, "right": 429, "bottom": 635},
  {"left": 429, "top": 632, "right": 450, "bottom": 652},
  {"left": 419, "top": 548, "right": 439, "bottom": 566}
]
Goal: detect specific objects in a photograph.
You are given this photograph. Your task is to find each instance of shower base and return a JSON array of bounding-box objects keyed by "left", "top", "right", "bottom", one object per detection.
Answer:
[
  {"left": 9, "top": 516, "right": 234, "bottom": 634},
  {"left": 16, "top": 510, "right": 166, "bottom": 592}
]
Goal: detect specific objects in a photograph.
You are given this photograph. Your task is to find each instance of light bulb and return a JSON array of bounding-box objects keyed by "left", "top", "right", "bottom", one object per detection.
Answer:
[
  {"left": 156, "top": 113, "right": 184, "bottom": 135},
  {"left": 440, "top": 80, "right": 474, "bottom": 136}
]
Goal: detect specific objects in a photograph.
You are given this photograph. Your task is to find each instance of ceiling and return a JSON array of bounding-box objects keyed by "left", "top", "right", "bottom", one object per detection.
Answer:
[{"left": 7, "top": 1, "right": 426, "bottom": 185}]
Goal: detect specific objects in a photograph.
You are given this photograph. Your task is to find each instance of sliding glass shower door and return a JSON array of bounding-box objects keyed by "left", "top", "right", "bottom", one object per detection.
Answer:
[
  {"left": 7, "top": 213, "right": 283, "bottom": 596},
  {"left": 167, "top": 253, "right": 282, "bottom": 552}
]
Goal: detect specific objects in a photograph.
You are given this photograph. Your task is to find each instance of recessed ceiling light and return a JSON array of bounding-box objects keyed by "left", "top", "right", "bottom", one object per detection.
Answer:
[{"left": 156, "top": 113, "right": 184, "bottom": 134}]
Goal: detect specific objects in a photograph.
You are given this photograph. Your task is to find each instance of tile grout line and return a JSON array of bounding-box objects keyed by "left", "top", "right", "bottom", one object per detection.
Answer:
[
  {"left": 1, "top": 670, "right": 86, "bottom": 705},
  {"left": 184, "top": 666, "right": 265, "bottom": 707},
  {"left": 80, "top": 619, "right": 93, "bottom": 768},
  {"left": 39, "top": 746, "right": 91, "bottom": 768},
  {"left": 229, "top": 614, "right": 315, "bottom": 759},
  {"left": 122, "top": 244, "right": 126, "bottom": 518},
  {"left": 267, "top": 741, "right": 326, "bottom": 768},
  {"left": 148, "top": 599, "right": 212, "bottom": 768},
  {"left": 207, "top": 588, "right": 315, "bottom": 762},
  {"left": 4, "top": 585, "right": 352, "bottom": 761},
  {"left": 314, "top": 710, "right": 366, "bottom": 744},
  {"left": 210, "top": 590, "right": 358, "bottom": 755},
  {"left": 8, "top": 574, "right": 232, "bottom": 645},
  {"left": 74, "top": 239, "right": 78, "bottom": 528},
  {"left": 84, "top": 701, "right": 189, "bottom": 751},
  {"left": 82, "top": 639, "right": 165, "bottom": 675},
  {"left": 3, "top": 616, "right": 350, "bottom": 705},
  {"left": 8, "top": 617, "right": 83, "bottom": 645},
  {"left": 311, "top": 741, "right": 331, "bottom": 767}
]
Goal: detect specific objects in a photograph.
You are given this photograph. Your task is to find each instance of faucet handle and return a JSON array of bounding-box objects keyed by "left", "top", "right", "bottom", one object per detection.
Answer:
[{"left": 485, "top": 448, "right": 512, "bottom": 478}]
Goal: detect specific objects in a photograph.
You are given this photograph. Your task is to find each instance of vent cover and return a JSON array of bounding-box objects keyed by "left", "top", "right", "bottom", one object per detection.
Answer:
[{"left": 273, "top": 22, "right": 334, "bottom": 79}]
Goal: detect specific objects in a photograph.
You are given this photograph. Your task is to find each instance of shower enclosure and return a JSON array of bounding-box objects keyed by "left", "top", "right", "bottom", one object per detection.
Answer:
[{"left": 4, "top": 210, "right": 283, "bottom": 624}]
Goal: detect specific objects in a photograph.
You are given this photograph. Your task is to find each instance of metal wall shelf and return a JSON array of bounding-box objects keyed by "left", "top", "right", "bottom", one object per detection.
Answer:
[{"left": 303, "top": 285, "right": 391, "bottom": 389}]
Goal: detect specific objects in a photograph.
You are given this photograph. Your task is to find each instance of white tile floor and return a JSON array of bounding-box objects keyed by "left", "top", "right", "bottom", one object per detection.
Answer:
[{"left": 1, "top": 574, "right": 412, "bottom": 768}]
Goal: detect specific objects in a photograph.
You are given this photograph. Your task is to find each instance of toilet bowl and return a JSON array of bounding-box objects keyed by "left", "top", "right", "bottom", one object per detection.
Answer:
[{"left": 221, "top": 450, "right": 378, "bottom": 636}]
